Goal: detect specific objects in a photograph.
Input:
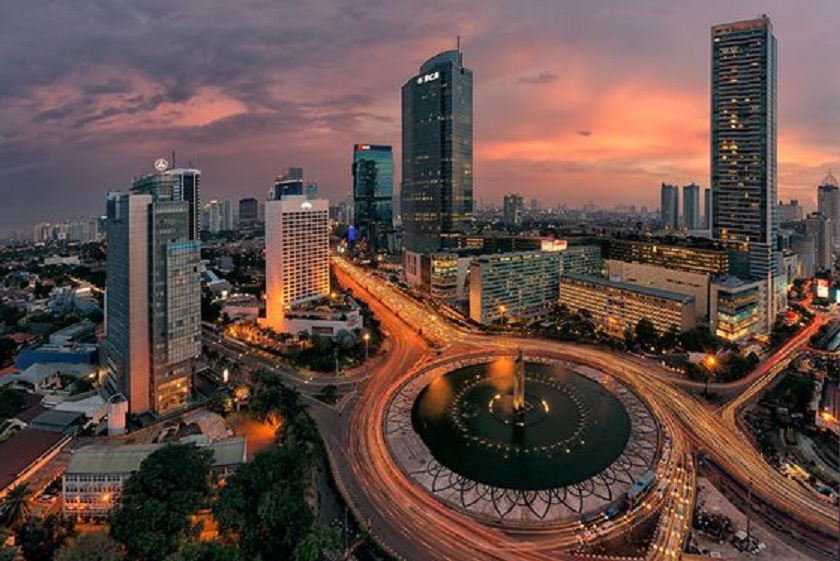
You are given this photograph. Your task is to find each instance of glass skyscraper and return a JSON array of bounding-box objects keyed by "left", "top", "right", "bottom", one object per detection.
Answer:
[
  {"left": 353, "top": 144, "right": 393, "bottom": 254},
  {"left": 132, "top": 167, "right": 201, "bottom": 240},
  {"left": 683, "top": 183, "right": 701, "bottom": 230},
  {"left": 104, "top": 192, "right": 201, "bottom": 415},
  {"left": 401, "top": 49, "right": 473, "bottom": 254},
  {"left": 711, "top": 16, "right": 777, "bottom": 278},
  {"left": 660, "top": 183, "right": 679, "bottom": 230}
]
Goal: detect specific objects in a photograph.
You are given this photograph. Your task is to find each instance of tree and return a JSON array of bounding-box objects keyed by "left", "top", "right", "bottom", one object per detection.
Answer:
[
  {"left": 56, "top": 533, "right": 126, "bottom": 561},
  {"left": 1, "top": 483, "right": 32, "bottom": 529},
  {"left": 16, "top": 513, "right": 75, "bottom": 561},
  {"left": 0, "top": 546, "right": 16, "bottom": 561},
  {"left": 293, "top": 527, "right": 340, "bottom": 561},
  {"left": 163, "top": 542, "right": 242, "bottom": 561},
  {"left": 634, "top": 318, "right": 659, "bottom": 350},
  {"left": 659, "top": 325, "right": 681, "bottom": 351},
  {"left": 110, "top": 444, "right": 214, "bottom": 561},
  {"left": 317, "top": 385, "right": 339, "bottom": 405},
  {"left": 214, "top": 447, "right": 314, "bottom": 560}
]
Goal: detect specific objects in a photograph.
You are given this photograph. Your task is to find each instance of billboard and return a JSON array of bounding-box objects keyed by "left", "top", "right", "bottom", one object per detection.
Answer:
[
  {"left": 541, "top": 239, "right": 568, "bottom": 252},
  {"left": 816, "top": 278, "right": 829, "bottom": 299}
]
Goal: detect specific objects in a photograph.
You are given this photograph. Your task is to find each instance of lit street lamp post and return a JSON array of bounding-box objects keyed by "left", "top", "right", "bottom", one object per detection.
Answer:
[
  {"left": 499, "top": 304, "right": 507, "bottom": 327},
  {"left": 363, "top": 332, "right": 371, "bottom": 361},
  {"left": 703, "top": 354, "right": 716, "bottom": 398}
]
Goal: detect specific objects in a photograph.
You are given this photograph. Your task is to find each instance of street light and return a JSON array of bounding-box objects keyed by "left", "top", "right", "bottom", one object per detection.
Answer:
[
  {"left": 702, "top": 354, "right": 716, "bottom": 398},
  {"left": 498, "top": 304, "right": 507, "bottom": 327},
  {"left": 363, "top": 332, "right": 371, "bottom": 361}
]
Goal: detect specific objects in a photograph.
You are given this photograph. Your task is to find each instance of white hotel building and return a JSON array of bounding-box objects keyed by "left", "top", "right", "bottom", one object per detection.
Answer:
[{"left": 263, "top": 196, "right": 330, "bottom": 332}]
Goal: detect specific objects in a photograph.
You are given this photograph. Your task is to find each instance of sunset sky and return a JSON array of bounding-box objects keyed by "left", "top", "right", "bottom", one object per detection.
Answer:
[{"left": 1, "top": 0, "right": 838, "bottom": 232}]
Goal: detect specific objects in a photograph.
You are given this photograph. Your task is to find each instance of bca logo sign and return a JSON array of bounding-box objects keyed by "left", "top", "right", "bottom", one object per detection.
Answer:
[{"left": 416, "top": 71, "right": 440, "bottom": 85}]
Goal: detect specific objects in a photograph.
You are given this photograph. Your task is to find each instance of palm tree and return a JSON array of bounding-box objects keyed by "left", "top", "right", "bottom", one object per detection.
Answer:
[{"left": 1, "top": 483, "right": 32, "bottom": 529}]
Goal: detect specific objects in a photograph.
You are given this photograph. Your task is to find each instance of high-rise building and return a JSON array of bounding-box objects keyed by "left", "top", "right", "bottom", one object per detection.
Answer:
[
  {"left": 103, "top": 192, "right": 201, "bottom": 416},
  {"left": 352, "top": 144, "right": 394, "bottom": 254},
  {"left": 503, "top": 193, "right": 524, "bottom": 227},
  {"left": 703, "top": 188, "right": 712, "bottom": 229},
  {"left": 286, "top": 167, "right": 304, "bottom": 180},
  {"left": 817, "top": 171, "right": 840, "bottom": 241},
  {"left": 238, "top": 198, "right": 259, "bottom": 229},
  {"left": 305, "top": 182, "right": 319, "bottom": 200},
  {"left": 711, "top": 16, "right": 778, "bottom": 330},
  {"left": 682, "top": 184, "right": 701, "bottom": 230},
  {"left": 660, "top": 183, "right": 679, "bottom": 230},
  {"left": 264, "top": 196, "right": 330, "bottom": 332},
  {"left": 778, "top": 200, "right": 804, "bottom": 223},
  {"left": 711, "top": 16, "right": 777, "bottom": 279},
  {"left": 805, "top": 212, "right": 833, "bottom": 272},
  {"left": 132, "top": 164, "right": 201, "bottom": 241},
  {"left": 401, "top": 49, "right": 473, "bottom": 254},
  {"left": 271, "top": 177, "right": 304, "bottom": 200},
  {"left": 202, "top": 200, "right": 233, "bottom": 234}
]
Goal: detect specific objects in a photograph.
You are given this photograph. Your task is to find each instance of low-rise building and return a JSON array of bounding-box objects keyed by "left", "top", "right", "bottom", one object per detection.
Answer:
[
  {"left": 469, "top": 251, "right": 562, "bottom": 325},
  {"left": 559, "top": 273, "right": 696, "bottom": 336},
  {"left": 606, "top": 260, "right": 711, "bottom": 323},
  {"left": 63, "top": 437, "right": 246, "bottom": 519},
  {"left": 709, "top": 276, "right": 764, "bottom": 342},
  {"left": 280, "top": 295, "right": 363, "bottom": 338}
]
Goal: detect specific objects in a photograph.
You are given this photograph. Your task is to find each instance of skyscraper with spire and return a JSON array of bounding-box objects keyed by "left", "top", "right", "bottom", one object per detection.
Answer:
[
  {"left": 401, "top": 46, "right": 473, "bottom": 254},
  {"left": 817, "top": 170, "right": 840, "bottom": 243}
]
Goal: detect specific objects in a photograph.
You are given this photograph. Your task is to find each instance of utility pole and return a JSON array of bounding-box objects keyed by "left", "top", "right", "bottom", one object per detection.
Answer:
[
  {"left": 343, "top": 505, "right": 349, "bottom": 556},
  {"left": 746, "top": 478, "right": 753, "bottom": 542}
]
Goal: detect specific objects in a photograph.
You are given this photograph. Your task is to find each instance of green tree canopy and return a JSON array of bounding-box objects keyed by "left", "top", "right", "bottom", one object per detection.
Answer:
[
  {"left": 293, "top": 526, "right": 340, "bottom": 561},
  {"left": 214, "top": 447, "right": 314, "bottom": 560},
  {"left": 1, "top": 483, "right": 32, "bottom": 529},
  {"left": 634, "top": 318, "right": 659, "bottom": 350},
  {"left": 16, "top": 513, "right": 75, "bottom": 561},
  {"left": 110, "top": 444, "right": 214, "bottom": 561},
  {"left": 163, "top": 542, "right": 242, "bottom": 561},
  {"left": 56, "top": 532, "right": 126, "bottom": 561}
]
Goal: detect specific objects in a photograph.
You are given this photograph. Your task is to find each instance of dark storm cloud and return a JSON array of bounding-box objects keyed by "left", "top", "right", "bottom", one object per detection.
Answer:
[{"left": 0, "top": 0, "right": 838, "bottom": 232}]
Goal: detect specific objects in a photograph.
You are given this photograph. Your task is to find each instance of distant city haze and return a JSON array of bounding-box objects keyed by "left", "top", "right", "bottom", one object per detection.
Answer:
[{"left": 0, "top": 0, "right": 838, "bottom": 232}]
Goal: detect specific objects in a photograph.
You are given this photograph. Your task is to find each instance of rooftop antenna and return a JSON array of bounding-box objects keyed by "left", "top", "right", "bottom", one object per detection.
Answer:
[
  {"left": 456, "top": 35, "right": 461, "bottom": 53},
  {"left": 171, "top": 150, "right": 176, "bottom": 169}
]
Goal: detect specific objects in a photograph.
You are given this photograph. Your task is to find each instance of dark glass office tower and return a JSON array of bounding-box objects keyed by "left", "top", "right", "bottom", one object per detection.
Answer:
[
  {"left": 132, "top": 167, "right": 201, "bottom": 240},
  {"left": 711, "top": 16, "right": 777, "bottom": 279},
  {"left": 353, "top": 144, "right": 394, "bottom": 254},
  {"left": 401, "top": 49, "right": 473, "bottom": 253},
  {"left": 238, "top": 197, "right": 259, "bottom": 228}
]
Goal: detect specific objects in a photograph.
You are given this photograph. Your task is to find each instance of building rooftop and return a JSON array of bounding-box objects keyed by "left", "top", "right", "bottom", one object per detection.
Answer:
[
  {"left": 65, "top": 437, "right": 247, "bottom": 476},
  {"left": 562, "top": 273, "right": 695, "bottom": 303},
  {"left": 0, "top": 429, "right": 67, "bottom": 491},
  {"left": 821, "top": 170, "right": 838, "bottom": 188}
]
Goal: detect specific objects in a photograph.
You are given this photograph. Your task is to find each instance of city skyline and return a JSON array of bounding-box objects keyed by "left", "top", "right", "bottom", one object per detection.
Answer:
[{"left": 0, "top": 1, "right": 838, "bottom": 233}]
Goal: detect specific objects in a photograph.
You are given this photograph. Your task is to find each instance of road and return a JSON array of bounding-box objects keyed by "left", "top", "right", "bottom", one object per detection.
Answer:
[{"left": 321, "top": 257, "right": 839, "bottom": 561}]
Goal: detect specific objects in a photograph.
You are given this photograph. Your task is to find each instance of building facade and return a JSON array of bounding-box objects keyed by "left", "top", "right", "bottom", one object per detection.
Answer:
[
  {"left": 352, "top": 144, "right": 394, "bottom": 255},
  {"left": 503, "top": 193, "right": 524, "bottom": 227},
  {"left": 264, "top": 196, "right": 330, "bottom": 332},
  {"left": 805, "top": 212, "right": 833, "bottom": 272},
  {"left": 683, "top": 183, "right": 701, "bottom": 230},
  {"left": 778, "top": 200, "right": 805, "bottom": 223},
  {"left": 660, "top": 183, "right": 679, "bottom": 230},
  {"left": 104, "top": 192, "right": 201, "bottom": 415},
  {"left": 238, "top": 197, "right": 259, "bottom": 229},
  {"left": 132, "top": 167, "right": 201, "bottom": 241},
  {"left": 817, "top": 171, "right": 840, "bottom": 242},
  {"left": 709, "top": 276, "right": 764, "bottom": 341},
  {"left": 469, "top": 251, "right": 562, "bottom": 325},
  {"left": 604, "top": 238, "right": 729, "bottom": 275},
  {"left": 559, "top": 273, "right": 696, "bottom": 336},
  {"left": 711, "top": 16, "right": 777, "bottom": 293},
  {"left": 606, "top": 260, "right": 711, "bottom": 323},
  {"left": 401, "top": 49, "right": 473, "bottom": 254},
  {"left": 202, "top": 199, "right": 233, "bottom": 234},
  {"left": 63, "top": 438, "right": 246, "bottom": 519}
]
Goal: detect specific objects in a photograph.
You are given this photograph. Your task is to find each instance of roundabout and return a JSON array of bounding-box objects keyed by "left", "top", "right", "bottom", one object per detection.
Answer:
[{"left": 384, "top": 352, "right": 664, "bottom": 525}]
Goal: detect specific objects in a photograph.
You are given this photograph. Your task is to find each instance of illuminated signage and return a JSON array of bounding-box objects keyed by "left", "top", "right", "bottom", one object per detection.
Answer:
[
  {"left": 816, "top": 279, "right": 829, "bottom": 299},
  {"left": 300, "top": 201, "right": 312, "bottom": 210},
  {"left": 416, "top": 71, "right": 440, "bottom": 85},
  {"left": 355, "top": 144, "right": 371, "bottom": 151},
  {"left": 541, "top": 239, "right": 568, "bottom": 252}
]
